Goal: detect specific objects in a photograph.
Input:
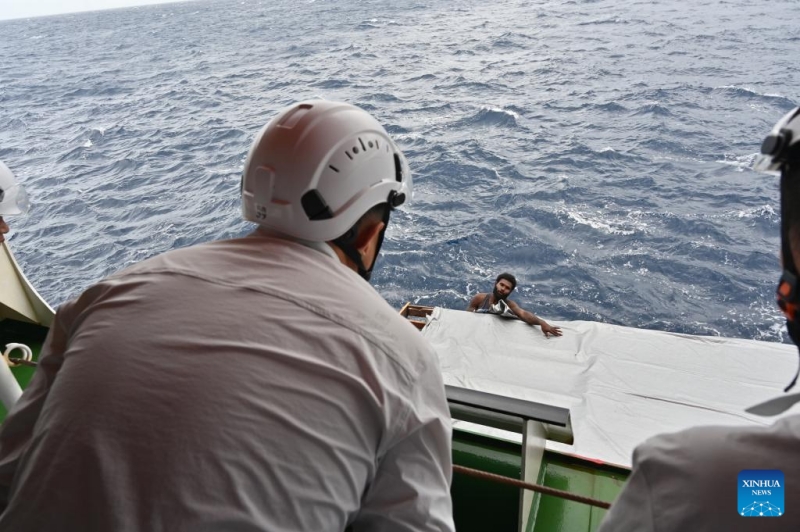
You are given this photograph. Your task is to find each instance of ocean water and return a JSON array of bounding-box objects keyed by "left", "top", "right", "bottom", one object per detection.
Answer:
[{"left": 0, "top": 0, "right": 798, "bottom": 342}]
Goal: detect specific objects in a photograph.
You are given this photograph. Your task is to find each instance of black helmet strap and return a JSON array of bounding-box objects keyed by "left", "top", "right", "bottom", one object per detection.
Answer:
[{"left": 333, "top": 202, "right": 393, "bottom": 283}]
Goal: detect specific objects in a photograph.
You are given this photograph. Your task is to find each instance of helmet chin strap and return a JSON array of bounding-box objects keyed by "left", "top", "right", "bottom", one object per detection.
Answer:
[{"left": 333, "top": 207, "right": 392, "bottom": 283}]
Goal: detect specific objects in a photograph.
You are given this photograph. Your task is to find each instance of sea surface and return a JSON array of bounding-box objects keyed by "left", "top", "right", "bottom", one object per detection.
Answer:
[{"left": 1, "top": 0, "right": 798, "bottom": 342}]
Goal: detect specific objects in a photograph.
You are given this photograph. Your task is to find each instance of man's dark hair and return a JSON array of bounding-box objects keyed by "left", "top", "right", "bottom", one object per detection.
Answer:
[{"left": 495, "top": 272, "right": 517, "bottom": 290}]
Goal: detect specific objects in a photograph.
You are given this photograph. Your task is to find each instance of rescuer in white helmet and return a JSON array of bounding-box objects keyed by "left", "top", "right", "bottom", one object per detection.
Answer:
[
  {"left": 597, "top": 107, "right": 800, "bottom": 531},
  {"left": 0, "top": 160, "right": 30, "bottom": 243},
  {"left": 0, "top": 101, "right": 454, "bottom": 532}
]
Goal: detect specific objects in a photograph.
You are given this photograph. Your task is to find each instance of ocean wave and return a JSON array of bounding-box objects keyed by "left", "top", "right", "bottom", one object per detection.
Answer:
[
  {"left": 728, "top": 205, "right": 778, "bottom": 220},
  {"left": 1, "top": 0, "right": 797, "bottom": 342},
  {"left": 406, "top": 73, "right": 437, "bottom": 82},
  {"left": 715, "top": 152, "right": 759, "bottom": 172},
  {"left": 632, "top": 102, "right": 672, "bottom": 116},
  {"left": 457, "top": 106, "right": 520, "bottom": 128},
  {"left": 309, "top": 78, "right": 351, "bottom": 89},
  {"left": 491, "top": 32, "right": 534, "bottom": 48},
  {"left": 557, "top": 206, "right": 647, "bottom": 236},
  {"left": 713, "top": 85, "right": 796, "bottom": 107},
  {"left": 7, "top": 117, "right": 27, "bottom": 130},
  {"left": 365, "top": 92, "right": 403, "bottom": 103},
  {"left": 576, "top": 17, "right": 629, "bottom": 26}
]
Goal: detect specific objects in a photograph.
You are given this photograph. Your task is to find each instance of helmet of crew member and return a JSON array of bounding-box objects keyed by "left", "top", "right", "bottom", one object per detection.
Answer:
[
  {"left": 0, "top": 161, "right": 30, "bottom": 216},
  {"left": 241, "top": 100, "right": 411, "bottom": 242},
  {"left": 754, "top": 107, "right": 800, "bottom": 175},
  {"left": 241, "top": 100, "right": 411, "bottom": 281}
]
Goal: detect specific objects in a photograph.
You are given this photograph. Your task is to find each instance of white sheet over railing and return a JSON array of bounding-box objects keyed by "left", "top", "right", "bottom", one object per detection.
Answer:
[{"left": 421, "top": 307, "right": 799, "bottom": 468}]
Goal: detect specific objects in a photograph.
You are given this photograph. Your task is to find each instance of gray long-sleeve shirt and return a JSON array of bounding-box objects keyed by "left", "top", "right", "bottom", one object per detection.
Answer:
[
  {"left": 0, "top": 231, "right": 454, "bottom": 532},
  {"left": 598, "top": 413, "right": 800, "bottom": 532}
]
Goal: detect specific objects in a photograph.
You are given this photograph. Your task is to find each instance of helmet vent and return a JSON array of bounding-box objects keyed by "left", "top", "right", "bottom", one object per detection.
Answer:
[
  {"left": 328, "top": 165, "right": 340, "bottom": 173},
  {"left": 394, "top": 153, "right": 403, "bottom": 182},
  {"left": 347, "top": 138, "right": 376, "bottom": 159}
]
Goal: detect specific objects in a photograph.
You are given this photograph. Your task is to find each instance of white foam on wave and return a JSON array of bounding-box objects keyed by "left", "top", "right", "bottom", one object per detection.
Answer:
[
  {"left": 715, "top": 85, "right": 786, "bottom": 100},
  {"left": 480, "top": 106, "right": 519, "bottom": 120},
  {"left": 687, "top": 235, "right": 721, "bottom": 250},
  {"left": 560, "top": 206, "right": 648, "bottom": 236},
  {"left": 359, "top": 18, "right": 397, "bottom": 26},
  {"left": 731, "top": 204, "right": 777, "bottom": 219},
  {"left": 717, "top": 84, "right": 758, "bottom": 94},
  {"left": 392, "top": 132, "right": 425, "bottom": 144},
  {"left": 716, "top": 152, "right": 758, "bottom": 172},
  {"left": 83, "top": 139, "right": 93, "bottom": 148},
  {"left": 737, "top": 301, "right": 786, "bottom": 342},
  {"left": 566, "top": 210, "right": 633, "bottom": 235}
]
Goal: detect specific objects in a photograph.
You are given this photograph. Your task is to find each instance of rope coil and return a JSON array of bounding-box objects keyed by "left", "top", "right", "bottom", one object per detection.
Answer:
[{"left": 3, "top": 343, "right": 33, "bottom": 368}]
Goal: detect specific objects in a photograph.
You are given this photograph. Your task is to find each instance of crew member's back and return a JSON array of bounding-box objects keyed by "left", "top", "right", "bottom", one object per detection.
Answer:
[{"left": 0, "top": 100, "right": 455, "bottom": 532}]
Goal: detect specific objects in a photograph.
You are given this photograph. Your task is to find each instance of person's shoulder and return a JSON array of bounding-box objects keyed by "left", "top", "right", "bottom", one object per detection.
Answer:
[
  {"left": 647, "top": 413, "right": 800, "bottom": 447},
  {"left": 634, "top": 414, "right": 800, "bottom": 478},
  {"left": 106, "top": 234, "right": 282, "bottom": 281},
  {"left": 343, "top": 286, "right": 441, "bottom": 368},
  {"left": 634, "top": 424, "right": 726, "bottom": 466},
  {"left": 621, "top": 416, "right": 800, "bottom": 530}
]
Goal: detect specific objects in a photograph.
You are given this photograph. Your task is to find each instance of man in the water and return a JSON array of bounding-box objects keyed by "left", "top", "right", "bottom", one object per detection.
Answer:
[{"left": 466, "top": 272, "right": 563, "bottom": 337}]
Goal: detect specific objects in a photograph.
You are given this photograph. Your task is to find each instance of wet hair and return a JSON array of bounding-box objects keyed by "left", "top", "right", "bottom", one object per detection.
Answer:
[{"left": 495, "top": 272, "right": 517, "bottom": 290}]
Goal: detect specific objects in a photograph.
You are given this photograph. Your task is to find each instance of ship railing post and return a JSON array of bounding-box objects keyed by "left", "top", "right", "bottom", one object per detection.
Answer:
[{"left": 518, "top": 419, "right": 547, "bottom": 532}]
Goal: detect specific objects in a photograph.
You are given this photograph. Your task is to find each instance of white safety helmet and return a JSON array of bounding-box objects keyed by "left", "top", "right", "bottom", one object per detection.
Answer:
[
  {"left": 753, "top": 106, "right": 800, "bottom": 174},
  {"left": 0, "top": 161, "right": 30, "bottom": 216},
  {"left": 241, "top": 100, "right": 412, "bottom": 243}
]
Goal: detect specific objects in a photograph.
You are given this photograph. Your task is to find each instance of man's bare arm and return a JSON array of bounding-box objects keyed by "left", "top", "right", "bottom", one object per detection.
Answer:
[{"left": 507, "top": 300, "right": 563, "bottom": 337}]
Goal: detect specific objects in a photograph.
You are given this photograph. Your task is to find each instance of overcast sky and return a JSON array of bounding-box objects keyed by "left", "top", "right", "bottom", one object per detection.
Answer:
[{"left": 0, "top": 0, "right": 194, "bottom": 21}]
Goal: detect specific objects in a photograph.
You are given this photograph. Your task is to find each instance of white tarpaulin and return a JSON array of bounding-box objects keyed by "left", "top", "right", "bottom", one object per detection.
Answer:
[{"left": 421, "top": 307, "right": 800, "bottom": 468}]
